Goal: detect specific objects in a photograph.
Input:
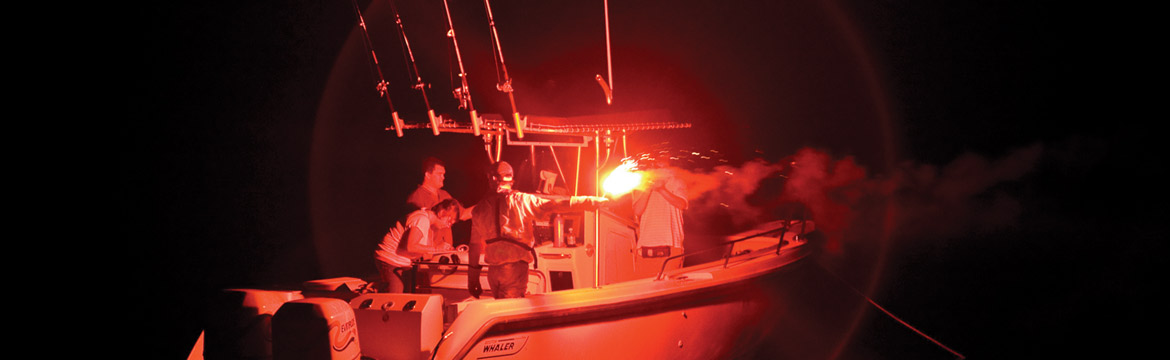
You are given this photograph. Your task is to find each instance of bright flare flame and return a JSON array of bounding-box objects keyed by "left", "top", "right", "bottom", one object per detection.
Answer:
[{"left": 603, "top": 161, "right": 643, "bottom": 197}]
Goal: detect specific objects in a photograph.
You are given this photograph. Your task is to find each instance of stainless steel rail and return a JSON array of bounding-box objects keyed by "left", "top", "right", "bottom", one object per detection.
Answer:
[{"left": 655, "top": 220, "right": 810, "bottom": 280}]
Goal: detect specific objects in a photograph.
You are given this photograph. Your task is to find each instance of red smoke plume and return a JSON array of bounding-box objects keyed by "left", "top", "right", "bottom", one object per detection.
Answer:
[{"left": 669, "top": 144, "right": 1044, "bottom": 257}]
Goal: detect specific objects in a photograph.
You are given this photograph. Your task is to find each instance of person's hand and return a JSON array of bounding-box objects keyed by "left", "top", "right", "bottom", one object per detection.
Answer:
[
  {"left": 594, "top": 196, "right": 612, "bottom": 208},
  {"left": 468, "top": 279, "right": 483, "bottom": 298},
  {"left": 467, "top": 266, "right": 483, "bottom": 298},
  {"left": 651, "top": 179, "right": 667, "bottom": 191}
]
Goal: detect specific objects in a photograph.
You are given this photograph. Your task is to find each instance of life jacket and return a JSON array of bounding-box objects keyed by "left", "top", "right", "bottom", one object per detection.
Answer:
[{"left": 483, "top": 190, "right": 539, "bottom": 268}]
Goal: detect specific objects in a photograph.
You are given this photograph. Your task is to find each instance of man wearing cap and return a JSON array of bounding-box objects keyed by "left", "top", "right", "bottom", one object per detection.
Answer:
[{"left": 467, "top": 161, "right": 610, "bottom": 299}]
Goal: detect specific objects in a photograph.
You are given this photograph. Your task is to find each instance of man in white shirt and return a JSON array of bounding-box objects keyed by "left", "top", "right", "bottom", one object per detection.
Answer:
[
  {"left": 632, "top": 157, "right": 687, "bottom": 258},
  {"left": 375, "top": 198, "right": 460, "bottom": 293}
]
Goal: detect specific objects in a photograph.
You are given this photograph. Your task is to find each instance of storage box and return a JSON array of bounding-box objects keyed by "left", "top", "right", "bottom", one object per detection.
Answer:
[{"left": 349, "top": 293, "right": 445, "bottom": 360}]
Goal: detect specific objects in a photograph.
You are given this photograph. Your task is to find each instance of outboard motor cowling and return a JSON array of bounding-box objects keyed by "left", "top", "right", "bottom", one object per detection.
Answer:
[{"left": 272, "top": 298, "right": 361, "bottom": 360}]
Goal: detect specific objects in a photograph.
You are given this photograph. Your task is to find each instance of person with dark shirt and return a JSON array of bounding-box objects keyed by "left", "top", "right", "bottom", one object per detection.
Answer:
[{"left": 467, "top": 161, "right": 609, "bottom": 298}]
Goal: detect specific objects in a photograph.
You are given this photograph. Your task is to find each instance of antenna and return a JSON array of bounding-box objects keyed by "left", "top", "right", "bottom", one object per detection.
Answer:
[{"left": 599, "top": 0, "right": 613, "bottom": 105}]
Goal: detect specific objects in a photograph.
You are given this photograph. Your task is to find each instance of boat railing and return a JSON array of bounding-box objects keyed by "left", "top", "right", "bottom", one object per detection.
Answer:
[
  {"left": 406, "top": 219, "right": 810, "bottom": 291},
  {"left": 407, "top": 258, "right": 476, "bottom": 294},
  {"left": 407, "top": 257, "right": 547, "bottom": 294},
  {"left": 655, "top": 220, "right": 809, "bottom": 280}
]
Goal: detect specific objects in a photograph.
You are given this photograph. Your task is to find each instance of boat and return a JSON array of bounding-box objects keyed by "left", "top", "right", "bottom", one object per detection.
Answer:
[
  {"left": 426, "top": 221, "right": 814, "bottom": 360},
  {"left": 186, "top": 1, "right": 823, "bottom": 359},
  {"left": 187, "top": 105, "right": 819, "bottom": 359},
  {"left": 190, "top": 216, "right": 815, "bottom": 360}
]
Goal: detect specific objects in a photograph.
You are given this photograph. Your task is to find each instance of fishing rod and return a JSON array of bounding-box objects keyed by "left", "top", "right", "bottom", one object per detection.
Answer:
[
  {"left": 349, "top": 0, "right": 405, "bottom": 137},
  {"left": 441, "top": 0, "right": 481, "bottom": 137},
  {"left": 388, "top": 0, "right": 441, "bottom": 136},
  {"left": 482, "top": 0, "right": 525, "bottom": 139}
]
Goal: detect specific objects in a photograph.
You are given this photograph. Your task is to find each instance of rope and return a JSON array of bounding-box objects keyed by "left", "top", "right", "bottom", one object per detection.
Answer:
[
  {"left": 548, "top": 146, "right": 568, "bottom": 192},
  {"left": 820, "top": 263, "right": 966, "bottom": 359},
  {"left": 482, "top": 0, "right": 507, "bottom": 88}
]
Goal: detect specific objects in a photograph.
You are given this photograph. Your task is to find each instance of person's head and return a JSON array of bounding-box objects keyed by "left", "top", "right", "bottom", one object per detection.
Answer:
[
  {"left": 421, "top": 157, "right": 446, "bottom": 189},
  {"left": 430, "top": 198, "right": 460, "bottom": 227},
  {"left": 491, "top": 161, "right": 514, "bottom": 189}
]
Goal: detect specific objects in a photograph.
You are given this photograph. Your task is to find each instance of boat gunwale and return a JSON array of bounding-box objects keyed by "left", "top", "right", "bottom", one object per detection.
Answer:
[{"left": 436, "top": 241, "right": 812, "bottom": 359}]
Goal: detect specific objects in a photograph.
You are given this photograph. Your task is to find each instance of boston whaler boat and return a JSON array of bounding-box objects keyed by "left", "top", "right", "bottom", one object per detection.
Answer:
[
  {"left": 189, "top": 112, "right": 820, "bottom": 360},
  {"left": 188, "top": 1, "right": 827, "bottom": 359}
]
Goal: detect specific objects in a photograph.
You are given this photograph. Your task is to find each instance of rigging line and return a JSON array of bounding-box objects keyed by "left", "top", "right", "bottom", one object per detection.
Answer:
[
  {"left": 574, "top": 147, "right": 581, "bottom": 196},
  {"left": 446, "top": 35, "right": 457, "bottom": 106},
  {"left": 602, "top": 142, "right": 616, "bottom": 169},
  {"left": 349, "top": 0, "right": 404, "bottom": 136},
  {"left": 599, "top": 132, "right": 619, "bottom": 170},
  {"left": 483, "top": 4, "right": 503, "bottom": 86},
  {"left": 482, "top": 0, "right": 524, "bottom": 138},
  {"left": 446, "top": 37, "right": 454, "bottom": 92},
  {"left": 482, "top": 135, "right": 495, "bottom": 164},
  {"left": 349, "top": 0, "right": 382, "bottom": 96},
  {"left": 441, "top": 0, "right": 455, "bottom": 97},
  {"left": 817, "top": 262, "right": 967, "bottom": 359},
  {"left": 548, "top": 146, "right": 568, "bottom": 191},
  {"left": 388, "top": 0, "right": 440, "bottom": 135},
  {"left": 482, "top": 0, "right": 511, "bottom": 89}
]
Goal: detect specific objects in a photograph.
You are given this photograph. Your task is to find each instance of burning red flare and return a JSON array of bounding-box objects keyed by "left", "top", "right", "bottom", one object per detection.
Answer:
[{"left": 602, "top": 160, "right": 644, "bottom": 197}]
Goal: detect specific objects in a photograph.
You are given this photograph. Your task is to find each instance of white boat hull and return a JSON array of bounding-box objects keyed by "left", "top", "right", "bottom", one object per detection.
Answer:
[
  {"left": 192, "top": 220, "right": 813, "bottom": 360},
  {"left": 436, "top": 239, "right": 811, "bottom": 359}
]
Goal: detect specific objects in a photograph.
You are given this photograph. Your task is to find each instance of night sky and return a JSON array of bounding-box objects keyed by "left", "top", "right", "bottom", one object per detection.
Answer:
[{"left": 130, "top": 1, "right": 1157, "bottom": 358}]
